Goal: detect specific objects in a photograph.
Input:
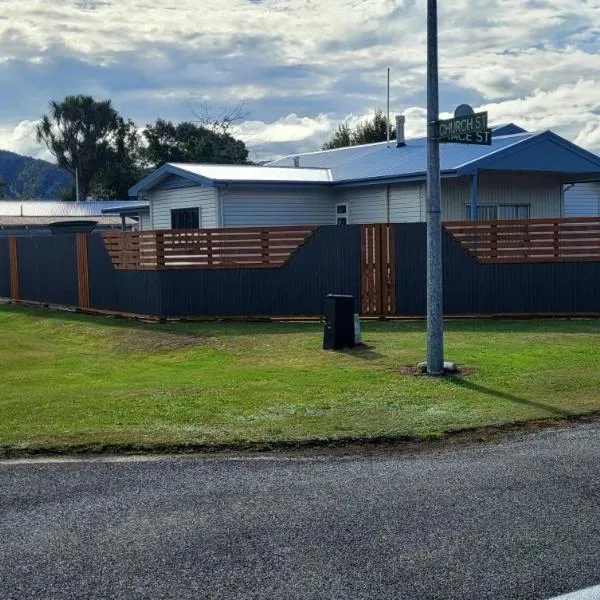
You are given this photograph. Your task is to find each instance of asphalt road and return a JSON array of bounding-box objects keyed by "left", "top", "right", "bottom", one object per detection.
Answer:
[{"left": 2, "top": 425, "right": 600, "bottom": 600}]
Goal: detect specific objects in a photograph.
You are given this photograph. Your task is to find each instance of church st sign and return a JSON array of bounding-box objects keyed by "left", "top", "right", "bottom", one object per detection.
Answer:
[{"left": 436, "top": 111, "right": 492, "bottom": 145}]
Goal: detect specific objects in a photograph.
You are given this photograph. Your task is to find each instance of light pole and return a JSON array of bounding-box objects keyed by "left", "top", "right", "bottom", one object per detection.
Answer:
[{"left": 426, "top": 0, "right": 444, "bottom": 374}]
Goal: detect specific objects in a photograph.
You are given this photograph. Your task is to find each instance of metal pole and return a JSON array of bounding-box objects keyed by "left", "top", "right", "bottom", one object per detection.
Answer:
[
  {"left": 387, "top": 67, "right": 391, "bottom": 148},
  {"left": 75, "top": 167, "right": 80, "bottom": 202},
  {"left": 426, "top": 0, "right": 444, "bottom": 374}
]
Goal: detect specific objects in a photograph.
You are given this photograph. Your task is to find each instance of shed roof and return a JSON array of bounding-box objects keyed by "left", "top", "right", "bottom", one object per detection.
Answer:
[{"left": 0, "top": 200, "right": 147, "bottom": 217}]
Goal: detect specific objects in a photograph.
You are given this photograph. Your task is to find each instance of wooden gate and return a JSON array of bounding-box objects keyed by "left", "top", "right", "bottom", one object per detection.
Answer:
[{"left": 360, "top": 224, "right": 396, "bottom": 316}]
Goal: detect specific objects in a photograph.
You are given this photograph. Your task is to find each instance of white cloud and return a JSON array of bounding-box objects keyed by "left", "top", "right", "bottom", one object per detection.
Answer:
[
  {"left": 1, "top": 0, "right": 600, "bottom": 161},
  {"left": 0, "top": 120, "right": 53, "bottom": 161}
]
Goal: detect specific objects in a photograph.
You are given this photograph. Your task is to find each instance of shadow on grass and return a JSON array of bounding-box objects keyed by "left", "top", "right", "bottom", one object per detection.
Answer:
[
  {"left": 0, "top": 304, "right": 323, "bottom": 336},
  {"left": 448, "top": 378, "right": 573, "bottom": 417},
  {"left": 344, "top": 345, "right": 384, "bottom": 361}
]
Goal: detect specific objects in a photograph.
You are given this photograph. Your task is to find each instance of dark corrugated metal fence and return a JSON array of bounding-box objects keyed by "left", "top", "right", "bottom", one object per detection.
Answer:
[{"left": 0, "top": 224, "right": 598, "bottom": 318}]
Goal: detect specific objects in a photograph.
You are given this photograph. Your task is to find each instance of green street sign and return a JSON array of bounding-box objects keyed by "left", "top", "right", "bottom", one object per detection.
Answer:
[
  {"left": 439, "top": 128, "right": 493, "bottom": 145},
  {"left": 437, "top": 111, "right": 492, "bottom": 145}
]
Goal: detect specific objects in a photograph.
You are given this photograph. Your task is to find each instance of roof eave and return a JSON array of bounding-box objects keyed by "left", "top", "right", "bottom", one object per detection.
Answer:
[
  {"left": 128, "top": 164, "right": 215, "bottom": 197},
  {"left": 332, "top": 170, "right": 459, "bottom": 188}
]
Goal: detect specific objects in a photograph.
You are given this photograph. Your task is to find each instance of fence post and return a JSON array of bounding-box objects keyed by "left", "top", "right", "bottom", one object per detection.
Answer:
[
  {"left": 206, "top": 230, "right": 213, "bottom": 266},
  {"left": 155, "top": 231, "right": 165, "bottom": 269},
  {"left": 76, "top": 233, "right": 90, "bottom": 309},
  {"left": 8, "top": 236, "right": 19, "bottom": 301},
  {"left": 490, "top": 222, "right": 498, "bottom": 261},
  {"left": 553, "top": 221, "right": 560, "bottom": 258},
  {"left": 260, "top": 229, "right": 269, "bottom": 264}
]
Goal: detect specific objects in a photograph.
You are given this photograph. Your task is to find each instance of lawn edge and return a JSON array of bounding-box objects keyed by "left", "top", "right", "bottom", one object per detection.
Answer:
[{"left": 2, "top": 410, "right": 600, "bottom": 459}]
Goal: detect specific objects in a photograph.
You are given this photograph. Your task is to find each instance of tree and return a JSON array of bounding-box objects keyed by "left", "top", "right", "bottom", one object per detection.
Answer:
[
  {"left": 322, "top": 109, "right": 396, "bottom": 150},
  {"left": 321, "top": 123, "right": 352, "bottom": 150},
  {"left": 141, "top": 119, "right": 249, "bottom": 169},
  {"left": 36, "top": 95, "right": 129, "bottom": 200},
  {"left": 92, "top": 118, "right": 142, "bottom": 199}
]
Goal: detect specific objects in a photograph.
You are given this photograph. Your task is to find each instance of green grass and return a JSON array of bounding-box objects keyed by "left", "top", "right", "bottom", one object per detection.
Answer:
[{"left": 1, "top": 303, "right": 600, "bottom": 452}]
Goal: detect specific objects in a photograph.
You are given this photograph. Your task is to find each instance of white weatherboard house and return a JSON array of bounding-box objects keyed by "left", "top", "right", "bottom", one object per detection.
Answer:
[{"left": 118, "top": 119, "right": 600, "bottom": 230}]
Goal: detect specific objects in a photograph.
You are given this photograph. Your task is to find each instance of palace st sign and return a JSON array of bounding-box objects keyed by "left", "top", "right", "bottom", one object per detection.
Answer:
[{"left": 436, "top": 111, "right": 492, "bottom": 145}]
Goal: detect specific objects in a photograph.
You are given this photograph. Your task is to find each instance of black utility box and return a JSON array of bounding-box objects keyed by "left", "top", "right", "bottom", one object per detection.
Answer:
[{"left": 323, "top": 294, "right": 355, "bottom": 350}]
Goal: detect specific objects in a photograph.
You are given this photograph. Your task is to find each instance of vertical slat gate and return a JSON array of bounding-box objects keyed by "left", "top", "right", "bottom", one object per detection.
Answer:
[
  {"left": 8, "top": 236, "right": 19, "bottom": 301},
  {"left": 76, "top": 233, "right": 90, "bottom": 309},
  {"left": 360, "top": 224, "right": 396, "bottom": 316}
]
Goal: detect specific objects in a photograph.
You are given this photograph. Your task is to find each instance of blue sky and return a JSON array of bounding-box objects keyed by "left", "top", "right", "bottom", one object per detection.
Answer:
[{"left": 1, "top": 0, "right": 599, "bottom": 163}]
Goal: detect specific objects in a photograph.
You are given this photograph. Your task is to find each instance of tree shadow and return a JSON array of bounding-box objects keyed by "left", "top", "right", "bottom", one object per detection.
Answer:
[{"left": 448, "top": 378, "right": 573, "bottom": 417}]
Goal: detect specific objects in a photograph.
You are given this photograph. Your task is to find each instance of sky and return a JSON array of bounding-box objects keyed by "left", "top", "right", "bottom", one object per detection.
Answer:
[{"left": 1, "top": 0, "right": 600, "bottom": 163}]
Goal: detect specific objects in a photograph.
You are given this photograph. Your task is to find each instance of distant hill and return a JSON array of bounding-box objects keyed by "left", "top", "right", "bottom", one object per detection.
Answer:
[{"left": 0, "top": 150, "right": 72, "bottom": 199}]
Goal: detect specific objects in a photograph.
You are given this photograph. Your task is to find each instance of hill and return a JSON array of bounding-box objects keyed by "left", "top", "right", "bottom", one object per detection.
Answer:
[{"left": 0, "top": 150, "right": 72, "bottom": 199}]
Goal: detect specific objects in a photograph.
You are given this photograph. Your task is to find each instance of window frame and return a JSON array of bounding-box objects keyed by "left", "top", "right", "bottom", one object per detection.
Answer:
[
  {"left": 170, "top": 207, "right": 201, "bottom": 230},
  {"left": 335, "top": 202, "right": 349, "bottom": 225},
  {"left": 464, "top": 203, "right": 530, "bottom": 221}
]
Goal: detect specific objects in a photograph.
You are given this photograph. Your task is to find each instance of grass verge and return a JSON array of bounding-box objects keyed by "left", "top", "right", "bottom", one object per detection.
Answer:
[{"left": 1, "top": 304, "right": 599, "bottom": 455}]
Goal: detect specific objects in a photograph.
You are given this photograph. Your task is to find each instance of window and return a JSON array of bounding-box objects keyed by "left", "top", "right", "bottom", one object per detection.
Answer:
[
  {"left": 171, "top": 207, "right": 200, "bottom": 229},
  {"left": 336, "top": 203, "right": 348, "bottom": 225},
  {"left": 499, "top": 204, "right": 530, "bottom": 220},
  {"left": 464, "top": 204, "right": 529, "bottom": 221}
]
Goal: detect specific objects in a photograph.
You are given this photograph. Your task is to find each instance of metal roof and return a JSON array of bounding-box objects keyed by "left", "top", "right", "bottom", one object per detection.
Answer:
[
  {"left": 168, "top": 163, "right": 332, "bottom": 183},
  {"left": 128, "top": 124, "right": 600, "bottom": 195},
  {"left": 129, "top": 163, "right": 332, "bottom": 196},
  {"left": 266, "top": 131, "right": 541, "bottom": 183},
  {"left": 0, "top": 200, "right": 148, "bottom": 217},
  {"left": 0, "top": 216, "right": 132, "bottom": 227}
]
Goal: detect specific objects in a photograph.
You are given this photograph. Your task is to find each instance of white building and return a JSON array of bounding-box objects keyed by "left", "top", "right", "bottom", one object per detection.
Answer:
[{"left": 121, "top": 121, "right": 600, "bottom": 230}]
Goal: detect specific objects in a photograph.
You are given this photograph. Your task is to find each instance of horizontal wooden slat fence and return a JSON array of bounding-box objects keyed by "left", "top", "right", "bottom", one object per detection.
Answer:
[
  {"left": 444, "top": 217, "right": 600, "bottom": 263},
  {"left": 102, "top": 226, "right": 317, "bottom": 270}
]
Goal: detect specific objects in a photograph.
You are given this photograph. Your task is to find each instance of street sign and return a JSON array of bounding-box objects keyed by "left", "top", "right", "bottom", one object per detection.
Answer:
[
  {"left": 437, "top": 111, "right": 492, "bottom": 145},
  {"left": 439, "top": 129, "right": 493, "bottom": 145}
]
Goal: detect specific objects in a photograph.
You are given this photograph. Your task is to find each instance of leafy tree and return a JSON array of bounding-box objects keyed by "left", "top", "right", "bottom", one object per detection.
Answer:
[
  {"left": 92, "top": 118, "right": 142, "bottom": 199},
  {"left": 321, "top": 123, "right": 352, "bottom": 150},
  {"left": 36, "top": 95, "right": 128, "bottom": 200},
  {"left": 322, "top": 109, "right": 396, "bottom": 150},
  {"left": 142, "top": 119, "right": 249, "bottom": 169}
]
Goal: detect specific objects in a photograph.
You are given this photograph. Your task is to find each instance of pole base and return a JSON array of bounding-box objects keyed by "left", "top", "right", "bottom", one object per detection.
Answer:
[{"left": 417, "top": 361, "right": 458, "bottom": 376}]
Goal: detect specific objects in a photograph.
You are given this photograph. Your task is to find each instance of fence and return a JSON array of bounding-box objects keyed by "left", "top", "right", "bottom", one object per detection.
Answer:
[
  {"left": 1, "top": 220, "right": 600, "bottom": 319},
  {"left": 444, "top": 217, "right": 600, "bottom": 263},
  {"left": 102, "top": 226, "right": 316, "bottom": 270}
]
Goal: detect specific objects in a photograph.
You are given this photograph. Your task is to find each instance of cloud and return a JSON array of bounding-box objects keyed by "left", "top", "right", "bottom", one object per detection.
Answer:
[
  {"left": 0, "top": 0, "right": 599, "bottom": 161},
  {"left": 0, "top": 120, "right": 52, "bottom": 160}
]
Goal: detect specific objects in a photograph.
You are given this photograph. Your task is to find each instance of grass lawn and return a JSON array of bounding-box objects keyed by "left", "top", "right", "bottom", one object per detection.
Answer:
[{"left": 1, "top": 303, "right": 600, "bottom": 453}]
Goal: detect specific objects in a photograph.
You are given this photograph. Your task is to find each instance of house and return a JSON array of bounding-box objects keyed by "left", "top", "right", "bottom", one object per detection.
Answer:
[
  {"left": 0, "top": 200, "right": 148, "bottom": 236},
  {"left": 124, "top": 118, "right": 600, "bottom": 230},
  {"left": 564, "top": 182, "right": 600, "bottom": 217}
]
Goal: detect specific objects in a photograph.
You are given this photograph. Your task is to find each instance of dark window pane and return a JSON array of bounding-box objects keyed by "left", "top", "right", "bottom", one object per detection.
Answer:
[
  {"left": 171, "top": 208, "right": 200, "bottom": 229},
  {"left": 336, "top": 204, "right": 347, "bottom": 215}
]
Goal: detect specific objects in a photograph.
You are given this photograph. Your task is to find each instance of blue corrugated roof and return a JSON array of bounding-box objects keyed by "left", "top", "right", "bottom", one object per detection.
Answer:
[
  {"left": 128, "top": 124, "right": 600, "bottom": 195},
  {"left": 266, "top": 131, "right": 540, "bottom": 183}
]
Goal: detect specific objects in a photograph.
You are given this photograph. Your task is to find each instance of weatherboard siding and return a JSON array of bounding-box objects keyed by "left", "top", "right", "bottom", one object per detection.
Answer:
[
  {"left": 442, "top": 174, "right": 562, "bottom": 221},
  {"left": 138, "top": 210, "right": 151, "bottom": 231},
  {"left": 150, "top": 187, "right": 218, "bottom": 229},
  {"left": 221, "top": 188, "right": 335, "bottom": 227},
  {"left": 389, "top": 183, "right": 424, "bottom": 223},
  {"left": 336, "top": 186, "right": 386, "bottom": 224},
  {"left": 564, "top": 183, "right": 600, "bottom": 217}
]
